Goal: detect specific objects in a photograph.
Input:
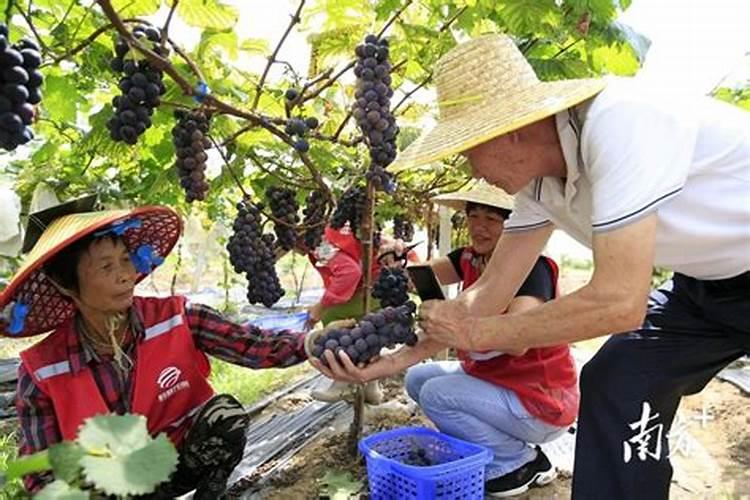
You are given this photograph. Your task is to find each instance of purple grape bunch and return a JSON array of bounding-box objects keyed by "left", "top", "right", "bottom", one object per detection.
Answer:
[
  {"left": 302, "top": 189, "right": 327, "bottom": 250},
  {"left": 106, "top": 25, "right": 168, "bottom": 144},
  {"left": 393, "top": 215, "right": 414, "bottom": 242},
  {"left": 371, "top": 267, "right": 410, "bottom": 307},
  {"left": 172, "top": 109, "right": 212, "bottom": 202},
  {"left": 266, "top": 186, "right": 300, "bottom": 251},
  {"left": 227, "top": 199, "right": 285, "bottom": 307},
  {"left": 283, "top": 87, "right": 320, "bottom": 154},
  {"left": 352, "top": 34, "right": 399, "bottom": 193},
  {"left": 311, "top": 301, "right": 418, "bottom": 366},
  {"left": 0, "top": 23, "right": 43, "bottom": 151},
  {"left": 330, "top": 185, "right": 367, "bottom": 234}
]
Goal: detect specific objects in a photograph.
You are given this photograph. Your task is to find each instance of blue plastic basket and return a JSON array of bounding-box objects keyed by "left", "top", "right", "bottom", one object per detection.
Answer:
[{"left": 359, "top": 427, "right": 492, "bottom": 500}]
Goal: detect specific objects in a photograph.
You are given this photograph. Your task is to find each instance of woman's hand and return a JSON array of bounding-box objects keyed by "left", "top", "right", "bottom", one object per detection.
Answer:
[
  {"left": 418, "top": 299, "right": 473, "bottom": 350},
  {"left": 304, "top": 302, "right": 325, "bottom": 331},
  {"left": 304, "top": 318, "right": 357, "bottom": 357},
  {"left": 309, "top": 349, "right": 400, "bottom": 384}
]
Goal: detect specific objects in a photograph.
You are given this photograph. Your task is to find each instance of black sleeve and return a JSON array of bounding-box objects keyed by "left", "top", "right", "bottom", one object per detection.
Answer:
[
  {"left": 515, "top": 257, "right": 555, "bottom": 302},
  {"left": 446, "top": 248, "right": 465, "bottom": 280}
]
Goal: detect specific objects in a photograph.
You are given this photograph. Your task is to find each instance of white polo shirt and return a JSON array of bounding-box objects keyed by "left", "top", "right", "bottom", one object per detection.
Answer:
[{"left": 506, "top": 78, "right": 750, "bottom": 280}]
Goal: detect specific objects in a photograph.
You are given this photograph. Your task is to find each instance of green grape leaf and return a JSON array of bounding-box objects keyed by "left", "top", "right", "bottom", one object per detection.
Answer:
[
  {"left": 48, "top": 442, "right": 85, "bottom": 484},
  {"left": 35, "top": 479, "right": 89, "bottom": 499},
  {"left": 177, "top": 0, "right": 239, "bottom": 30},
  {"left": 318, "top": 470, "right": 362, "bottom": 500},
  {"left": 79, "top": 433, "right": 178, "bottom": 496},
  {"left": 42, "top": 72, "right": 79, "bottom": 124},
  {"left": 77, "top": 414, "right": 152, "bottom": 456},
  {"left": 111, "top": 0, "right": 162, "bottom": 17},
  {"left": 5, "top": 449, "right": 51, "bottom": 481}
]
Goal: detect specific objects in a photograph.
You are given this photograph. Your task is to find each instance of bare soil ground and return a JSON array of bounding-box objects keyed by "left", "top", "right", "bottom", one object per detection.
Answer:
[{"left": 251, "top": 370, "right": 748, "bottom": 499}]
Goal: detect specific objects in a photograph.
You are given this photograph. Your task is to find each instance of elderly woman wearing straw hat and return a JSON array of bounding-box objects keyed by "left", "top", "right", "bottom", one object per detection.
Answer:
[
  {"left": 383, "top": 34, "right": 750, "bottom": 500},
  {"left": 315, "top": 181, "right": 578, "bottom": 497},
  {"left": 0, "top": 196, "right": 332, "bottom": 498}
]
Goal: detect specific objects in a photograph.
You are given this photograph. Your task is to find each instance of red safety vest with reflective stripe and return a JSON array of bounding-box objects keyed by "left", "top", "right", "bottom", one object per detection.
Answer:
[
  {"left": 457, "top": 248, "right": 579, "bottom": 427},
  {"left": 20, "top": 296, "right": 214, "bottom": 445}
]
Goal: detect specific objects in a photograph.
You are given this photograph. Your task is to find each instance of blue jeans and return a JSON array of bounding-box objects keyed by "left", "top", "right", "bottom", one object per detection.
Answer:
[{"left": 404, "top": 361, "right": 567, "bottom": 479}]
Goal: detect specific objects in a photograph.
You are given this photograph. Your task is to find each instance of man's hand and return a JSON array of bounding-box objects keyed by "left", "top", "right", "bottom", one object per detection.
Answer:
[{"left": 418, "top": 299, "right": 473, "bottom": 349}]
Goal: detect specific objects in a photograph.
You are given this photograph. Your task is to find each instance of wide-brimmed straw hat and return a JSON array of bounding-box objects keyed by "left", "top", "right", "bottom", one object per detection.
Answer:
[
  {"left": 0, "top": 196, "right": 181, "bottom": 338},
  {"left": 391, "top": 34, "right": 606, "bottom": 170},
  {"left": 432, "top": 180, "right": 514, "bottom": 212}
]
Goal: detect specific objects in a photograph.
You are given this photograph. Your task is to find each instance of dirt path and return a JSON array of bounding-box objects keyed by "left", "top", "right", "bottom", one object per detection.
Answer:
[{"left": 249, "top": 373, "right": 748, "bottom": 499}]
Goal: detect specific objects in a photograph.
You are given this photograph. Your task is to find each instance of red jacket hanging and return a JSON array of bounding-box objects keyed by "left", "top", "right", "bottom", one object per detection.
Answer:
[
  {"left": 457, "top": 248, "right": 579, "bottom": 427},
  {"left": 20, "top": 296, "right": 215, "bottom": 445}
]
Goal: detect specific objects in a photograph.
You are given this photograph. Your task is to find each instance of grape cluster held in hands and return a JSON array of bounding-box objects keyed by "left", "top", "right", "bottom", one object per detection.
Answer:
[{"left": 312, "top": 301, "right": 418, "bottom": 367}]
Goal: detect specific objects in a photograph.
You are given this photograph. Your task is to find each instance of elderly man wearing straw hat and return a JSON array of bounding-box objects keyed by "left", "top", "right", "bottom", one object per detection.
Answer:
[
  {"left": 321, "top": 34, "right": 750, "bottom": 499},
  {"left": 0, "top": 196, "right": 338, "bottom": 498}
]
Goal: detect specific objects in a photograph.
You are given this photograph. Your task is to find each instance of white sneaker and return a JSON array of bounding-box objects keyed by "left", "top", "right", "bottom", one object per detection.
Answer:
[
  {"left": 311, "top": 380, "right": 354, "bottom": 402},
  {"left": 364, "top": 380, "right": 383, "bottom": 405}
]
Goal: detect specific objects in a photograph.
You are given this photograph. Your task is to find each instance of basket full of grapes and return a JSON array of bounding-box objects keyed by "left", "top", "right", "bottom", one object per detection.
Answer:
[{"left": 359, "top": 426, "right": 492, "bottom": 500}]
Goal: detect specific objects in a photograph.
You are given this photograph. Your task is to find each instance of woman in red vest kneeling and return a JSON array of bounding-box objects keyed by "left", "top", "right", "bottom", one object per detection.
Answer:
[
  {"left": 0, "top": 196, "right": 320, "bottom": 498},
  {"left": 314, "top": 182, "right": 579, "bottom": 498}
]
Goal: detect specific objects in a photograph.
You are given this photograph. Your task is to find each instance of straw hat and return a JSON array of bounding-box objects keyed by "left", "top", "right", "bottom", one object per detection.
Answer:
[
  {"left": 0, "top": 196, "right": 181, "bottom": 338},
  {"left": 391, "top": 34, "right": 606, "bottom": 170},
  {"left": 432, "top": 180, "right": 514, "bottom": 212}
]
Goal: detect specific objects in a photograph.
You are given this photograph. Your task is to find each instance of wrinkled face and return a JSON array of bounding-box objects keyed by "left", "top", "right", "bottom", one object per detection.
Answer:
[
  {"left": 466, "top": 205, "right": 505, "bottom": 255},
  {"left": 462, "top": 134, "right": 538, "bottom": 195},
  {"left": 76, "top": 238, "right": 137, "bottom": 313}
]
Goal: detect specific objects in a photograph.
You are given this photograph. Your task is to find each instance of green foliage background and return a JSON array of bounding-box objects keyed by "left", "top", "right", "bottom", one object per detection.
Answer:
[{"left": 0, "top": 0, "right": 648, "bottom": 234}]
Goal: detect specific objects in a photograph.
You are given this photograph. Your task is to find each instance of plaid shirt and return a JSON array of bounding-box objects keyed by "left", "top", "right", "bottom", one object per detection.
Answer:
[{"left": 15, "top": 302, "right": 307, "bottom": 493}]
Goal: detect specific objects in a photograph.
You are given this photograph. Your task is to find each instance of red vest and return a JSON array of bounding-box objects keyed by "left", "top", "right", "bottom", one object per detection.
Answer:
[
  {"left": 20, "top": 296, "right": 215, "bottom": 445},
  {"left": 457, "top": 248, "right": 579, "bottom": 427}
]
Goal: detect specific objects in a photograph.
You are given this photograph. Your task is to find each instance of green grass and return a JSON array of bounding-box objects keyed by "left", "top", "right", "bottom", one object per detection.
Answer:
[
  {"left": 208, "top": 359, "right": 311, "bottom": 405},
  {"left": 0, "top": 428, "right": 27, "bottom": 499}
]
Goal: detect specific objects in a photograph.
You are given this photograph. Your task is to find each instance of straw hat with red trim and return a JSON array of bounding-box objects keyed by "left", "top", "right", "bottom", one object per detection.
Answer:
[
  {"left": 390, "top": 34, "right": 606, "bottom": 171},
  {"left": 431, "top": 180, "right": 514, "bottom": 212},
  {"left": 0, "top": 195, "right": 182, "bottom": 338}
]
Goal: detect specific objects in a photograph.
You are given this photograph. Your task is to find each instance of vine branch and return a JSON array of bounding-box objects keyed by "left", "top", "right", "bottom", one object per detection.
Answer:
[
  {"left": 14, "top": 3, "right": 49, "bottom": 54},
  {"left": 207, "top": 135, "right": 250, "bottom": 198},
  {"left": 392, "top": 72, "right": 432, "bottom": 114},
  {"left": 161, "top": 0, "right": 179, "bottom": 47},
  {"left": 376, "top": 0, "right": 413, "bottom": 38},
  {"left": 252, "top": 0, "right": 306, "bottom": 110}
]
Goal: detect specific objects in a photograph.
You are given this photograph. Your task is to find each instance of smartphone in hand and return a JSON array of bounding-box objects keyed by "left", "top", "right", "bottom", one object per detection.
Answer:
[{"left": 406, "top": 264, "right": 445, "bottom": 301}]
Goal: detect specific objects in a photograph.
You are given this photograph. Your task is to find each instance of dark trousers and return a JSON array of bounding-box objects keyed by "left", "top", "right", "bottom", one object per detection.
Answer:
[
  {"left": 141, "top": 394, "right": 249, "bottom": 499},
  {"left": 572, "top": 272, "right": 750, "bottom": 500}
]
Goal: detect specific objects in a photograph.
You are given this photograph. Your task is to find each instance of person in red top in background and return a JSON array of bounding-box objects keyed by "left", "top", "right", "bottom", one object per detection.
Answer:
[
  {"left": 314, "top": 182, "right": 578, "bottom": 498},
  {"left": 0, "top": 196, "right": 331, "bottom": 499}
]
